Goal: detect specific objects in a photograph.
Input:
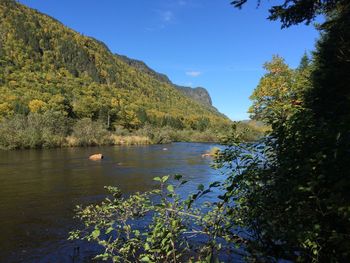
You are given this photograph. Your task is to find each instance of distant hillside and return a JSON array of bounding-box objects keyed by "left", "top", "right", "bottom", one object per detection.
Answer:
[
  {"left": 174, "top": 86, "right": 213, "bottom": 108},
  {"left": 115, "top": 54, "right": 214, "bottom": 108},
  {"left": 0, "top": 0, "right": 231, "bottom": 131}
]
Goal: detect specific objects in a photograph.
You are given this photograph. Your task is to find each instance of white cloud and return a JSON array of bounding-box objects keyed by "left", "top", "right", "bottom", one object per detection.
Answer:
[
  {"left": 144, "top": 10, "right": 174, "bottom": 32},
  {"left": 146, "top": 1, "right": 196, "bottom": 33},
  {"left": 186, "top": 71, "right": 202, "bottom": 77},
  {"left": 161, "top": 10, "right": 174, "bottom": 22}
]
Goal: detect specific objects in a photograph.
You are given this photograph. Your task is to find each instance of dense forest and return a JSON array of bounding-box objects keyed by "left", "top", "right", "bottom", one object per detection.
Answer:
[
  {"left": 0, "top": 0, "right": 265, "bottom": 149},
  {"left": 115, "top": 54, "right": 214, "bottom": 108}
]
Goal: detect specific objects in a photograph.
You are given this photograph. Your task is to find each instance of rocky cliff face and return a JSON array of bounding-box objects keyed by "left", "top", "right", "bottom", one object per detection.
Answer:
[
  {"left": 116, "top": 54, "right": 214, "bottom": 108},
  {"left": 173, "top": 86, "right": 212, "bottom": 107}
]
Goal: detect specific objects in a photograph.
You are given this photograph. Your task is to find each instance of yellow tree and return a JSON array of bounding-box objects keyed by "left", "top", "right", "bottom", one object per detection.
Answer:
[
  {"left": 249, "top": 55, "right": 298, "bottom": 124},
  {"left": 28, "top": 99, "right": 47, "bottom": 113}
]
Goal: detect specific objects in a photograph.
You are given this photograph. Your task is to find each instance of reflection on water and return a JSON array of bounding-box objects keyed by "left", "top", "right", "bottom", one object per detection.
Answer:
[{"left": 0, "top": 143, "right": 224, "bottom": 262}]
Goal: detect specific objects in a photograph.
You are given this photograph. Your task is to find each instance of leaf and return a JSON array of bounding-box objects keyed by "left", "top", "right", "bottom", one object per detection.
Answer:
[
  {"left": 174, "top": 174, "right": 182, "bottom": 180},
  {"left": 144, "top": 243, "right": 150, "bottom": 251},
  {"left": 153, "top": 177, "right": 162, "bottom": 182},
  {"left": 92, "top": 229, "right": 100, "bottom": 239},
  {"left": 140, "top": 256, "right": 152, "bottom": 262},
  {"left": 162, "top": 175, "right": 170, "bottom": 183},
  {"left": 167, "top": 185, "right": 174, "bottom": 192},
  {"left": 197, "top": 184, "right": 205, "bottom": 191},
  {"left": 105, "top": 227, "right": 114, "bottom": 234},
  {"left": 192, "top": 193, "right": 199, "bottom": 200},
  {"left": 180, "top": 180, "right": 188, "bottom": 185},
  {"left": 134, "top": 230, "right": 140, "bottom": 237}
]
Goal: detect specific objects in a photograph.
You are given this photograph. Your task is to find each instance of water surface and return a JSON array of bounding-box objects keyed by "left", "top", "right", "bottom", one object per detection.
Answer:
[{"left": 0, "top": 143, "right": 225, "bottom": 262}]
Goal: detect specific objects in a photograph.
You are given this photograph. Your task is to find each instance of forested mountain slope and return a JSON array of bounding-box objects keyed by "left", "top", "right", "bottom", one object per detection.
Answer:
[
  {"left": 0, "top": 0, "right": 231, "bottom": 131},
  {"left": 115, "top": 54, "right": 214, "bottom": 108}
]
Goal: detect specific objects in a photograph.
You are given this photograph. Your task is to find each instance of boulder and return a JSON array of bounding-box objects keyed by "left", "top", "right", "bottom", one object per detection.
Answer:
[
  {"left": 89, "top": 153, "right": 103, "bottom": 160},
  {"left": 202, "top": 147, "right": 220, "bottom": 158}
]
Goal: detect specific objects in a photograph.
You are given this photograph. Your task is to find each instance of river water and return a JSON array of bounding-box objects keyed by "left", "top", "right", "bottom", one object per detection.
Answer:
[{"left": 0, "top": 143, "right": 229, "bottom": 262}]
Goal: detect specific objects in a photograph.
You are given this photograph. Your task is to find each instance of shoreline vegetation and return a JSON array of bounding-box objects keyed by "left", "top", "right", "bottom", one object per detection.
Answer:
[
  {"left": 0, "top": 0, "right": 268, "bottom": 151},
  {"left": 0, "top": 113, "right": 267, "bottom": 150}
]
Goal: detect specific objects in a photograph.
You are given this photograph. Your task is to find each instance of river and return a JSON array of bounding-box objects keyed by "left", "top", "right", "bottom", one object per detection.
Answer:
[{"left": 0, "top": 142, "right": 228, "bottom": 262}]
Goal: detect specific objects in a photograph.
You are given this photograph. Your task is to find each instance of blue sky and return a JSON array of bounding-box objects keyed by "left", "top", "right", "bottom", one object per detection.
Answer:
[{"left": 20, "top": 0, "right": 320, "bottom": 120}]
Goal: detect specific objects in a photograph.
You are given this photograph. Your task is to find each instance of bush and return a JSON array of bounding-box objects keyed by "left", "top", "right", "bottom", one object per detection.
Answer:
[
  {"left": 71, "top": 118, "right": 110, "bottom": 146},
  {"left": 135, "top": 124, "right": 222, "bottom": 144},
  {"left": 69, "top": 175, "right": 244, "bottom": 262},
  {"left": 135, "top": 124, "right": 173, "bottom": 144},
  {"left": 110, "top": 135, "right": 151, "bottom": 145},
  {"left": 0, "top": 114, "right": 27, "bottom": 149},
  {"left": 0, "top": 112, "right": 69, "bottom": 149}
]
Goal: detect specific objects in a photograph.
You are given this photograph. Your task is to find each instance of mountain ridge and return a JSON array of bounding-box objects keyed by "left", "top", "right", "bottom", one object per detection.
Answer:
[
  {"left": 115, "top": 54, "right": 214, "bottom": 108},
  {"left": 0, "top": 0, "right": 231, "bottom": 131}
]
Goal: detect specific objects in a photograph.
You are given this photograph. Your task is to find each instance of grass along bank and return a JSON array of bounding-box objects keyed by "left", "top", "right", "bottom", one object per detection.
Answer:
[{"left": 0, "top": 113, "right": 266, "bottom": 150}]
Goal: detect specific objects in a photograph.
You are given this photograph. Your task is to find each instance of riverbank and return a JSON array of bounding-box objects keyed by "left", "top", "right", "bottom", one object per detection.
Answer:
[
  {"left": 0, "top": 114, "right": 266, "bottom": 150},
  {"left": 0, "top": 127, "right": 222, "bottom": 150}
]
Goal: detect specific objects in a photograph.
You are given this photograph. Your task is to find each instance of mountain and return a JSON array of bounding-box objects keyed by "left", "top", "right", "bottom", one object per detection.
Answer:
[
  {"left": 0, "top": 0, "right": 230, "bottom": 131},
  {"left": 174, "top": 86, "right": 213, "bottom": 108},
  {"left": 114, "top": 54, "right": 172, "bottom": 85},
  {"left": 115, "top": 54, "right": 214, "bottom": 108}
]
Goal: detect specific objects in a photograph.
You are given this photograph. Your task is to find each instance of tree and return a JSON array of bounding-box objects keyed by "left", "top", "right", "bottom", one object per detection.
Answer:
[
  {"left": 249, "top": 54, "right": 313, "bottom": 124},
  {"left": 248, "top": 55, "right": 295, "bottom": 123},
  {"left": 28, "top": 99, "right": 47, "bottom": 113},
  {"left": 231, "top": 0, "right": 343, "bottom": 27},
  {"left": 222, "top": 0, "right": 350, "bottom": 261}
]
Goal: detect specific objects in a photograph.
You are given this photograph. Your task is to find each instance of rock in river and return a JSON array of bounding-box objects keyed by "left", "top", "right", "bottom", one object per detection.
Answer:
[{"left": 89, "top": 153, "right": 103, "bottom": 160}]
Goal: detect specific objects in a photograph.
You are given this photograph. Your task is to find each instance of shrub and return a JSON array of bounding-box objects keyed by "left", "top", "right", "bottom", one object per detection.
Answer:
[
  {"left": 110, "top": 135, "right": 151, "bottom": 145},
  {"left": 69, "top": 175, "right": 244, "bottom": 262},
  {"left": 0, "top": 114, "right": 27, "bottom": 149},
  {"left": 0, "top": 112, "right": 69, "bottom": 149},
  {"left": 72, "top": 118, "right": 110, "bottom": 146}
]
